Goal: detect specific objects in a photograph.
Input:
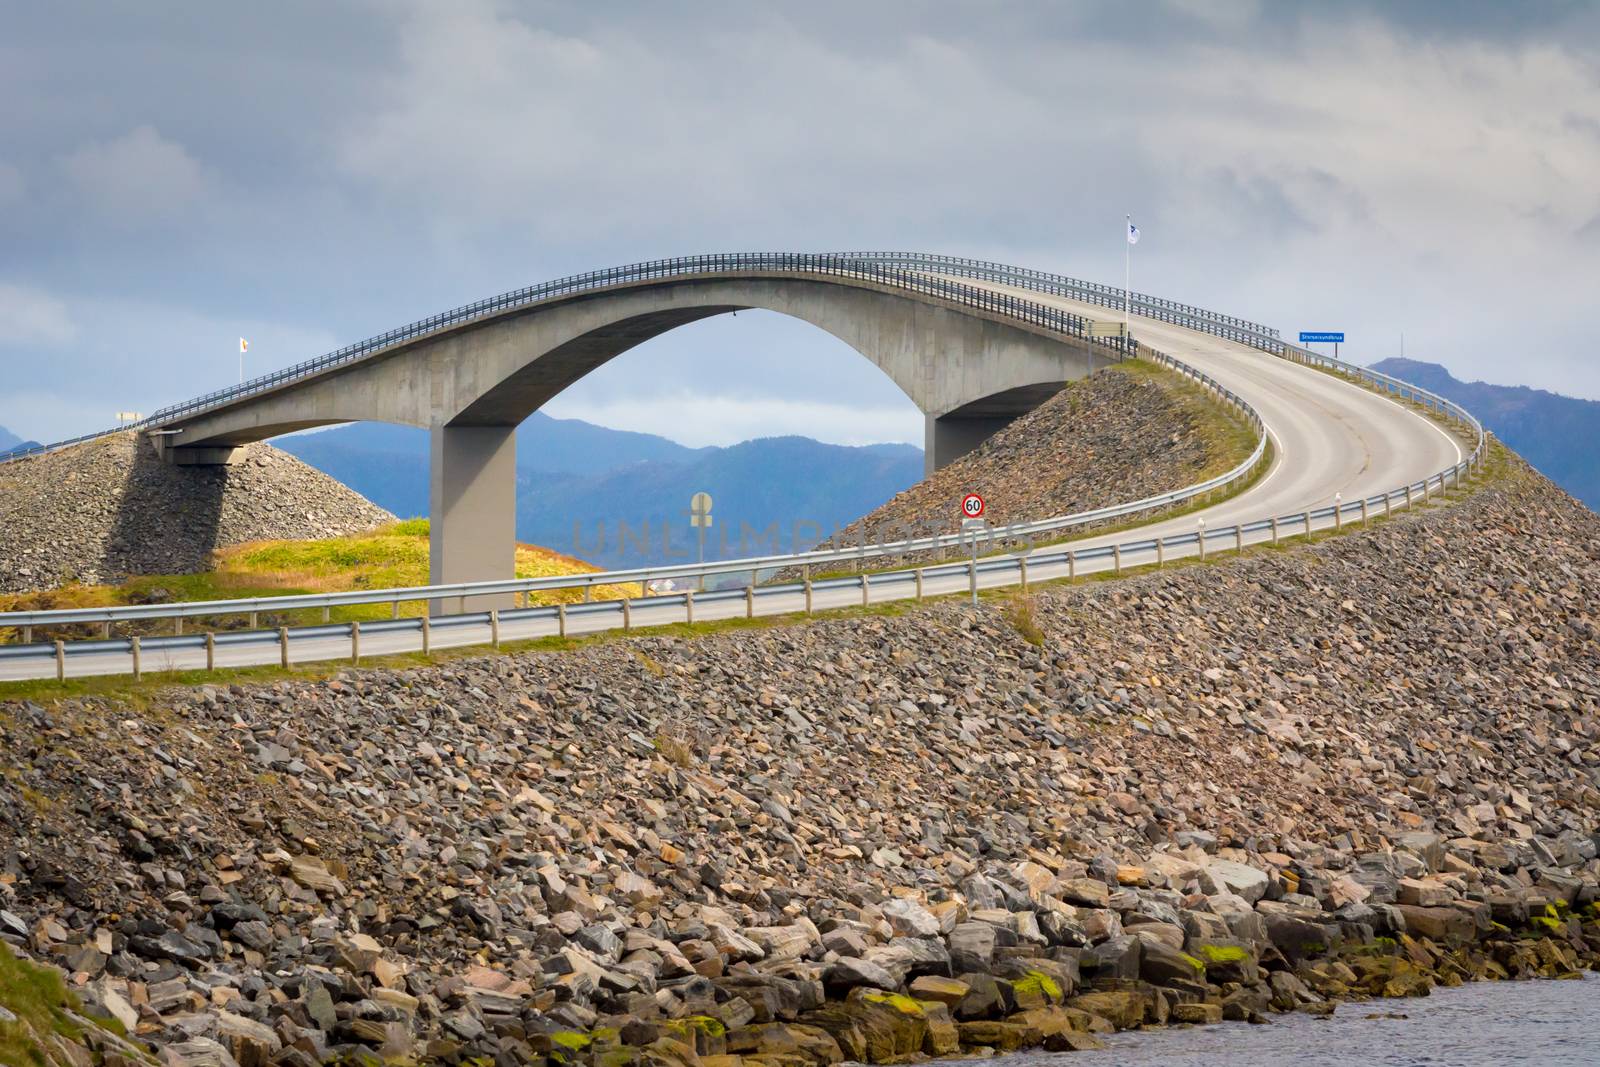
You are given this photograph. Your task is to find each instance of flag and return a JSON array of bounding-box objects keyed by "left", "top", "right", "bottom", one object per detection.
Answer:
[
  {"left": 1127, "top": 218, "right": 1140, "bottom": 245},
  {"left": 239, "top": 338, "right": 249, "bottom": 353}
]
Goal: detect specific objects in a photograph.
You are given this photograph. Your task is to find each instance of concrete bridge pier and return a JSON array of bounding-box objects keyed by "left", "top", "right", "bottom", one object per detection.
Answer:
[
  {"left": 430, "top": 424, "right": 518, "bottom": 614},
  {"left": 925, "top": 414, "right": 1013, "bottom": 474}
]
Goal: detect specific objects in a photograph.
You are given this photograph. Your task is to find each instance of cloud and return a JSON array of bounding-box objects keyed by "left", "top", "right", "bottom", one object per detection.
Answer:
[
  {"left": 0, "top": 163, "right": 23, "bottom": 205},
  {"left": 5, "top": 0, "right": 1600, "bottom": 443},
  {"left": 0, "top": 291, "right": 338, "bottom": 442},
  {"left": 60, "top": 125, "right": 210, "bottom": 223},
  {"left": 0, "top": 283, "right": 75, "bottom": 345}
]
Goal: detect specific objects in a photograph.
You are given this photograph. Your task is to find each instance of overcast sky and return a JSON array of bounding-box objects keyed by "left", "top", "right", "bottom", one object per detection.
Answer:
[{"left": 4, "top": 1, "right": 1599, "bottom": 447}]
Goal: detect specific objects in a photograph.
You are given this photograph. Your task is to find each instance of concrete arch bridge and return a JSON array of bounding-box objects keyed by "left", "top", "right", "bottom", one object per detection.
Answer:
[{"left": 145, "top": 255, "right": 1144, "bottom": 591}]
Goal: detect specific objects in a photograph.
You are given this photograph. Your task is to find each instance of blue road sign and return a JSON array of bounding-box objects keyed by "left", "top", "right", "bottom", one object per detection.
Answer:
[{"left": 1299, "top": 331, "right": 1345, "bottom": 343}]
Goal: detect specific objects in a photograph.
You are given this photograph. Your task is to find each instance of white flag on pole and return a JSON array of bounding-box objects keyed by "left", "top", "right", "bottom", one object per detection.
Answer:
[{"left": 1127, "top": 219, "right": 1140, "bottom": 245}]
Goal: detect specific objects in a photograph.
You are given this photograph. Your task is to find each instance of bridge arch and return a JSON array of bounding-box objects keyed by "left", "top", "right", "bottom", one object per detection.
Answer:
[{"left": 159, "top": 270, "right": 1116, "bottom": 600}]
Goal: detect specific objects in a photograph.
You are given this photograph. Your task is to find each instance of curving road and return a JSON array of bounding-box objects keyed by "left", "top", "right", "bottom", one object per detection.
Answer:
[
  {"left": 951, "top": 278, "right": 1466, "bottom": 554},
  {"left": 0, "top": 266, "right": 1475, "bottom": 681}
]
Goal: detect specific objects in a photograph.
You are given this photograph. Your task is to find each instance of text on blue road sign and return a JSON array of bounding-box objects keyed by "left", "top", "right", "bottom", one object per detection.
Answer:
[{"left": 1299, "top": 331, "right": 1345, "bottom": 343}]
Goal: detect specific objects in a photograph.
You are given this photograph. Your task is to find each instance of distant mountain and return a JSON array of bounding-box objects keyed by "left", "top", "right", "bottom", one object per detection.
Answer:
[
  {"left": 278, "top": 412, "right": 711, "bottom": 518},
  {"left": 531, "top": 436, "right": 925, "bottom": 568},
  {"left": 0, "top": 426, "right": 20, "bottom": 451},
  {"left": 1372, "top": 358, "right": 1600, "bottom": 509},
  {"left": 279, "top": 415, "right": 924, "bottom": 567}
]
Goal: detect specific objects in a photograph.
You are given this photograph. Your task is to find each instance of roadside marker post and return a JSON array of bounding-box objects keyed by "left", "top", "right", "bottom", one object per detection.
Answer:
[{"left": 961, "top": 495, "right": 986, "bottom": 608}]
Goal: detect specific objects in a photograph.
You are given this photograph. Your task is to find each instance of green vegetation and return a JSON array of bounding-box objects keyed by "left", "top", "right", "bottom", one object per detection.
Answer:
[
  {"left": 0, "top": 519, "right": 643, "bottom": 644},
  {"left": 0, "top": 437, "right": 1510, "bottom": 705},
  {"left": 865, "top": 991, "right": 928, "bottom": 1016},
  {"left": 1197, "top": 943, "right": 1249, "bottom": 965},
  {"left": 1010, "top": 970, "right": 1064, "bottom": 1002},
  {"left": 0, "top": 942, "right": 126, "bottom": 1066},
  {"left": 1002, "top": 594, "right": 1045, "bottom": 646},
  {"left": 806, "top": 358, "right": 1270, "bottom": 582}
]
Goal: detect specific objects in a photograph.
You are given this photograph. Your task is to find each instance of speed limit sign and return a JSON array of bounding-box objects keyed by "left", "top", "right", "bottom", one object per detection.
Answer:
[{"left": 961, "top": 493, "right": 985, "bottom": 518}]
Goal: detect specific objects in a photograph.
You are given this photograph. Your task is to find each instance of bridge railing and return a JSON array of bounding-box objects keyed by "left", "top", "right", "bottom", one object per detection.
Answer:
[
  {"left": 0, "top": 336, "right": 1270, "bottom": 637},
  {"left": 0, "top": 252, "right": 1262, "bottom": 466},
  {"left": 840, "top": 253, "right": 1283, "bottom": 351}
]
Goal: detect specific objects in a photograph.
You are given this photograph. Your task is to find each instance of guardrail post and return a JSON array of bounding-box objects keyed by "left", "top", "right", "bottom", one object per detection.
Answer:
[
  {"left": 174, "top": 616, "right": 182, "bottom": 636},
  {"left": 804, "top": 580, "right": 814, "bottom": 614},
  {"left": 1113, "top": 545, "right": 1122, "bottom": 574},
  {"left": 1235, "top": 526, "right": 1244, "bottom": 554},
  {"left": 1018, "top": 557, "right": 1028, "bottom": 592},
  {"left": 130, "top": 636, "right": 141, "bottom": 680},
  {"left": 745, "top": 584, "right": 754, "bottom": 619},
  {"left": 248, "top": 611, "right": 258, "bottom": 629},
  {"left": 102, "top": 621, "right": 111, "bottom": 639},
  {"left": 55, "top": 640, "right": 65, "bottom": 682},
  {"left": 421, "top": 615, "right": 431, "bottom": 655},
  {"left": 557, "top": 603, "right": 567, "bottom": 638},
  {"left": 1334, "top": 493, "right": 1343, "bottom": 531},
  {"left": 1156, "top": 539, "right": 1165, "bottom": 568},
  {"left": 1271, "top": 517, "right": 1279, "bottom": 545},
  {"left": 1423, "top": 478, "right": 1432, "bottom": 504},
  {"left": 351, "top": 620, "right": 361, "bottom": 664},
  {"left": 914, "top": 570, "right": 924, "bottom": 600},
  {"left": 1385, "top": 493, "right": 1393, "bottom": 519},
  {"left": 684, "top": 591, "right": 694, "bottom": 625},
  {"left": 279, "top": 627, "right": 290, "bottom": 668},
  {"left": 392, "top": 601, "right": 400, "bottom": 620},
  {"left": 322, "top": 605, "right": 331, "bottom": 623},
  {"left": 622, "top": 598, "right": 632, "bottom": 632},
  {"left": 1197, "top": 519, "right": 1206, "bottom": 561},
  {"left": 861, "top": 575, "right": 871, "bottom": 607},
  {"left": 205, "top": 632, "right": 215, "bottom": 671},
  {"left": 1360, "top": 498, "right": 1369, "bottom": 525},
  {"left": 1404, "top": 485, "right": 1414, "bottom": 510},
  {"left": 1068, "top": 550, "right": 1077, "bottom": 580},
  {"left": 584, "top": 586, "right": 592, "bottom": 603},
  {"left": 490, "top": 609, "right": 501, "bottom": 648},
  {"left": 21, "top": 625, "right": 30, "bottom": 645},
  {"left": 1302, "top": 511, "right": 1312, "bottom": 539}
]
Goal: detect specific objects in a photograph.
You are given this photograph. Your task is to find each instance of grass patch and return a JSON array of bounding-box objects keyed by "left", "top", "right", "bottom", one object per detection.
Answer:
[
  {"left": 0, "top": 443, "right": 1510, "bottom": 705},
  {"left": 0, "top": 942, "right": 127, "bottom": 1066},
  {"left": 803, "top": 357, "right": 1268, "bottom": 581},
  {"left": 0, "top": 519, "right": 642, "bottom": 644},
  {"left": 1003, "top": 594, "right": 1045, "bottom": 646}
]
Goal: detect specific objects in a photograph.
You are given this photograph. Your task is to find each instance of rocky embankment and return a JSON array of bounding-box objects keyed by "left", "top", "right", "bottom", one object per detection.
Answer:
[
  {"left": 796, "top": 364, "right": 1237, "bottom": 571},
  {"left": 0, "top": 435, "right": 393, "bottom": 594},
  {"left": 2, "top": 453, "right": 1600, "bottom": 1067}
]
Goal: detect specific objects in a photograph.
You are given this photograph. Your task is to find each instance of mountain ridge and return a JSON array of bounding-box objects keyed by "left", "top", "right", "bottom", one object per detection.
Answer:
[
  {"left": 1371, "top": 357, "right": 1600, "bottom": 509},
  {"left": 278, "top": 416, "right": 924, "bottom": 567}
]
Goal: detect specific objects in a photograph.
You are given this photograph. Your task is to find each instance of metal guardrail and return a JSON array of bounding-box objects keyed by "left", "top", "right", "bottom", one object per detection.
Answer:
[
  {"left": 0, "top": 257, "right": 1487, "bottom": 679},
  {"left": 0, "top": 251, "right": 1274, "bottom": 466},
  {"left": 0, "top": 252, "right": 1153, "bottom": 465},
  {"left": 0, "top": 338, "right": 1268, "bottom": 634}
]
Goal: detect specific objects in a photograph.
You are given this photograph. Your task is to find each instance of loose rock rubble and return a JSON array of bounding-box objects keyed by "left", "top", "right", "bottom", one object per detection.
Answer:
[
  {"left": 794, "top": 364, "right": 1232, "bottom": 571},
  {"left": 0, "top": 434, "right": 393, "bottom": 593},
  {"left": 2, "top": 453, "right": 1599, "bottom": 1066}
]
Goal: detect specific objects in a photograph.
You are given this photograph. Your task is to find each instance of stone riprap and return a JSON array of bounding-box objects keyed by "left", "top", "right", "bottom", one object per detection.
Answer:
[
  {"left": 789, "top": 365, "right": 1231, "bottom": 574},
  {"left": 0, "top": 434, "right": 393, "bottom": 593},
  {"left": 1, "top": 455, "right": 1599, "bottom": 1066}
]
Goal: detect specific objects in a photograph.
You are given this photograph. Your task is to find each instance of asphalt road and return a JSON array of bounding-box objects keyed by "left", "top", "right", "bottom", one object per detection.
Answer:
[{"left": 0, "top": 287, "right": 1471, "bottom": 681}]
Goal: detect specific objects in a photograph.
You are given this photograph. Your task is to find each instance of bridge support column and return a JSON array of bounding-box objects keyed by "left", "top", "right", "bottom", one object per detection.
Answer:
[
  {"left": 925, "top": 413, "right": 1012, "bottom": 474},
  {"left": 430, "top": 424, "right": 517, "bottom": 615}
]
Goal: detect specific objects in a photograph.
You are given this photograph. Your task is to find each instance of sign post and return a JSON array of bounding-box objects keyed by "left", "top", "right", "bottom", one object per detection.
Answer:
[
  {"left": 689, "top": 492, "right": 713, "bottom": 591},
  {"left": 1299, "top": 331, "right": 1345, "bottom": 360},
  {"left": 961, "top": 494, "right": 985, "bottom": 607}
]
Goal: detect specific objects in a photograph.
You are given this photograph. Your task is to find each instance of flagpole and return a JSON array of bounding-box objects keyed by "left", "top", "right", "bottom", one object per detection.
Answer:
[{"left": 1124, "top": 214, "right": 1131, "bottom": 335}]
